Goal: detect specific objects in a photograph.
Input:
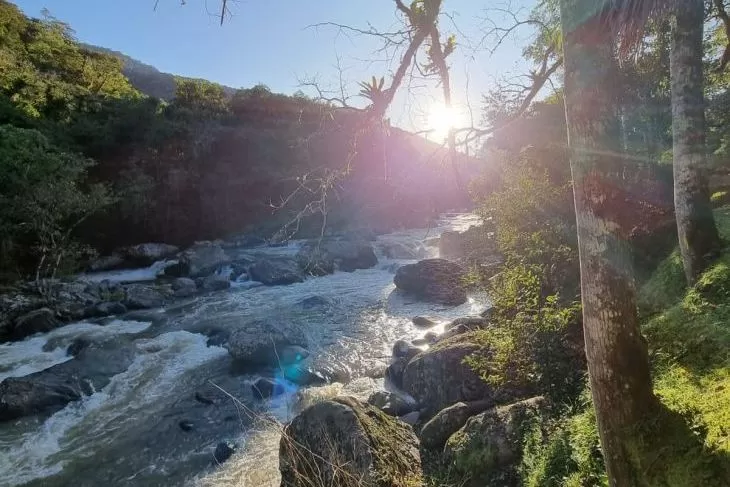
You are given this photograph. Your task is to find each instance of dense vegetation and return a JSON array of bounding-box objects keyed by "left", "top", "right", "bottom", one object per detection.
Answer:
[{"left": 0, "top": 0, "right": 469, "bottom": 282}]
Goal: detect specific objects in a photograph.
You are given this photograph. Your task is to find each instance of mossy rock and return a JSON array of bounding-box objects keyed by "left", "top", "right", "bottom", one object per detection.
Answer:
[
  {"left": 444, "top": 396, "right": 547, "bottom": 485},
  {"left": 279, "top": 396, "right": 423, "bottom": 487}
]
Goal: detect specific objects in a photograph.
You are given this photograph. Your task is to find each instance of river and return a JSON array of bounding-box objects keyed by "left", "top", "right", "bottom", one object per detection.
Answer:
[{"left": 0, "top": 213, "right": 488, "bottom": 487}]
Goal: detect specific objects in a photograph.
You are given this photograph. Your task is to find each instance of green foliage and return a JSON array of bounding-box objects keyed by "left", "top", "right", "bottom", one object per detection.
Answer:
[
  {"left": 0, "top": 125, "right": 113, "bottom": 278},
  {"left": 173, "top": 78, "right": 228, "bottom": 115},
  {"left": 466, "top": 263, "right": 583, "bottom": 400}
]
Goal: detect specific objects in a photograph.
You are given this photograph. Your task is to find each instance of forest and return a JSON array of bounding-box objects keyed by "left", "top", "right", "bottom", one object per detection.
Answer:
[{"left": 1, "top": 0, "right": 730, "bottom": 486}]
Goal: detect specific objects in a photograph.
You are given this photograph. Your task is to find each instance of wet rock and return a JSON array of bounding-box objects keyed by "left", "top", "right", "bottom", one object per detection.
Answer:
[
  {"left": 385, "top": 357, "right": 408, "bottom": 389},
  {"left": 419, "top": 399, "right": 493, "bottom": 450},
  {"left": 214, "top": 441, "right": 237, "bottom": 464},
  {"left": 225, "top": 320, "right": 306, "bottom": 365},
  {"left": 440, "top": 316, "right": 491, "bottom": 341},
  {"left": 204, "top": 328, "right": 230, "bottom": 348},
  {"left": 394, "top": 258, "right": 467, "bottom": 305},
  {"left": 367, "top": 390, "right": 417, "bottom": 416},
  {"left": 444, "top": 397, "right": 547, "bottom": 480},
  {"left": 66, "top": 338, "right": 90, "bottom": 357},
  {"left": 380, "top": 241, "right": 423, "bottom": 260},
  {"left": 402, "top": 333, "right": 494, "bottom": 416},
  {"left": 122, "top": 284, "right": 167, "bottom": 310},
  {"left": 12, "top": 308, "right": 59, "bottom": 339},
  {"left": 0, "top": 341, "right": 135, "bottom": 421},
  {"left": 279, "top": 396, "right": 423, "bottom": 487},
  {"left": 179, "top": 420, "right": 194, "bottom": 432},
  {"left": 249, "top": 258, "right": 304, "bottom": 285},
  {"left": 297, "top": 240, "right": 378, "bottom": 275},
  {"left": 200, "top": 274, "right": 231, "bottom": 292},
  {"left": 412, "top": 332, "right": 439, "bottom": 347},
  {"left": 412, "top": 316, "right": 438, "bottom": 329},
  {"left": 87, "top": 254, "right": 126, "bottom": 272},
  {"left": 252, "top": 377, "right": 282, "bottom": 399},
  {"left": 168, "top": 243, "right": 231, "bottom": 278},
  {"left": 392, "top": 340, "right": 421, "bottom": 361},
  {"left": 172, "top": 277, "right": 197, "bottom": 298},
  {"left": 85, "top": 301, "right": 127, "bottom": 318},
  {"left": 121, "top": 243, "right": 179, "bottom": 267},
  {"left": 283, "top": 365, "right": 328, "bottom": 387}
]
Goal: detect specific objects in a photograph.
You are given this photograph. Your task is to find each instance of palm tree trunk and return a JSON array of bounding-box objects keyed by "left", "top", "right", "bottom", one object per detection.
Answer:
[
  {"left": 671, "top": 0, "right": 721, "bottom": 284},
  {"left": 559, "top": 1, "right": 657, "bottom": 485}
]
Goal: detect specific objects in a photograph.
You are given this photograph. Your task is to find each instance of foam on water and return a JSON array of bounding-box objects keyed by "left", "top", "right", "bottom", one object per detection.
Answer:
[
  {"left": 0, "top": 319, "right": 152, "bottom": 382},
  {"left": 80, "top": 259, "right": 177, "bottom": 283},
  {"left": 0, "top": 331, "right": 227, "bottom": 487}
]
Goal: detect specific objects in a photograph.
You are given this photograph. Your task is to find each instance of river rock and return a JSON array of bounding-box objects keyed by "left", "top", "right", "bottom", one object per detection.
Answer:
[
  {"left": 412, "top": 332, "right": 439, "bottom": 346},
  {"left": 412, "top": 316, "right": 438, "bottom": 329},
  {"left": 225, "top": 320, "right": 306, "bottom": 365},
  {"left": 444, "top": 396, "right": 547, "bottom": 480},
  {"left": 419, "top": 399, "right": 493, "bottom": 450},
  {"left": 252, "top": 377, "right": 283, "bottom": 399},
  {"left": 121, "top": 243, "right": 179, "bottom": 266},
  {"left": 0, "top": 341, "right": 136, "bottom": 421},
  {"left": 392, "top": 340, "right": 421, "bottom": 361},
  {"left": 440, "top": 316, "right": 491, "bottom": 341},
  {"left": 172, "top": 277, "right": 198, "bottom": 298},
  {"left": 11, "top": 308, "right": 59, "bottom": 339},
  {"left": 402, "top": 333, "right": 494, "bottom": 415},
  {"left": 394, "top": 258, "right": 467, "bottom": 305},
  {"left": 279, "top": 396, "right": 423, "bottom": 487},
  {"left": 122, "top": 284, "right": 166, "bottom": 309},
  {"left": 367, "top": 390, "right": 417, "bottom": 416},
  {"left": 84, "top": 301, "right": 127, "bottom": 318},
  {"left": 248, "top": 257, "right": 304, "bottom": 285},
  {"left": 200, "top": 274, "right": 231, "bottom": 292},
  {"left": 214, "top": 441, "right": 238, "bottom": 464},
  {"left": 168, "top": 243, "right": 231, "bottom": 278},
  {"left": 297, "top": 239, "right": 377, "bottom": 275},
  {"left": 87, "top": 254, "right": 126, "bottom": 272},
  {"left": 385, "top": 357, "right": 408, "bottom": 389}
]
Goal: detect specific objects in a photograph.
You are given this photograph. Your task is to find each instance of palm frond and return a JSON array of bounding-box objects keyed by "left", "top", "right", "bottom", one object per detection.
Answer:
[{"left": 600, "top": 0, "right": 676, "bottom": 58}]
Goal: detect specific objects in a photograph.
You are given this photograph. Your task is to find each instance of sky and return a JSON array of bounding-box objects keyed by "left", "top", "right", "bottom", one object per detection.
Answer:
[{"left": 14, "top": 0, "right": 537, "bottom": 134}]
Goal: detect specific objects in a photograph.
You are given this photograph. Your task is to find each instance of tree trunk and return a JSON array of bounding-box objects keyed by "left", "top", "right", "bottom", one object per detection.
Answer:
[
  {"left": 559, "top": 1, "right": 657, "bottom": 485},
  {"left": 671, "top": 0, "right": 721, "bottom": 284}
]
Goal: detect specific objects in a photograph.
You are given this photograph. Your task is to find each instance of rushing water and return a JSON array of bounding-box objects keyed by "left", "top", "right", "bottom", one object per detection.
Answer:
[{"left": 0, "top": 214, "right": 487, "bottom": 487}]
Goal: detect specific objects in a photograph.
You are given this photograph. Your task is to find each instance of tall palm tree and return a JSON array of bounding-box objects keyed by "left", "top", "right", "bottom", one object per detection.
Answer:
[
  {"left": 558, "top": 1, "right": 658, "bottom": 484},
  {"left": 671, "top": 0, "right": 722, "bottom": 284}
]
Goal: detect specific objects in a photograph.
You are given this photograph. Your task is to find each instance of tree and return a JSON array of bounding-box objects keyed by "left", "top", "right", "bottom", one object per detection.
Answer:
[
  {"left": 671, "top": 0, "right": 722, "bottom": 284},
  {"left": 558, "top": 1, "right": 658, "bottom": 484}
]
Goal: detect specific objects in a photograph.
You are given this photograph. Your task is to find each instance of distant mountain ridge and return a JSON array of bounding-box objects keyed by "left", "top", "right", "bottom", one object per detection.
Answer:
[{"left": 81, "top": 44, "right": 236, "bottom": 100}]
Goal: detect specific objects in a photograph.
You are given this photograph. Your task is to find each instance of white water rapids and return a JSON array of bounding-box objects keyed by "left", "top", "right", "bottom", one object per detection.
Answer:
[{"left": 0, "top": 214, "right": 488, "bottom": 487}]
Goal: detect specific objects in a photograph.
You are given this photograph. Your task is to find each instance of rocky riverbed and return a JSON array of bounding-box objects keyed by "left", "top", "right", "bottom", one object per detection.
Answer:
[{"left": 0, "top": 213, "right": 505, "bottom": 487}]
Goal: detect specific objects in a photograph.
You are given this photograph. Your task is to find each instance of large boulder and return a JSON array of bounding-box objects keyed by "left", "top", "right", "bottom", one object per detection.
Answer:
[
  {"left": 11, "top": 308, "right": 59, "bottom": 339},
  {"left": 122, "top": 284, "right": 167, "bottom": 310},
  {"left": 199, "top": 274, "right": 231, "bottom": 292},
  {"left": 121, "top": 243, "right": 179, "bottom": 266},
  {"left": 394, "top": 258, "right": 467, "bottom": 305},
  {"left": 0, "top": 341, "right": 136, "bottom": 421},
  {"left": 279, "top": 396, "right": 423, "bottom": 487},
  {"left": 402, "top": 333, "right": 493, "bottom": 415},
  {"left": 439, "top": 316, "right": 491, "bottom": 341},
  {"left": 249, "top": 258, "right": 304, "bottom": 285},
  {"left": 444, "top": 396, "right": 547, "bottom": 482},
  {"left": 168, "top": 243, "right": 230, "bottom": 278},
  {"left": 87, "top": 254, "right": 126, "bottom": 272},
  {"left": 297, "top": 240, "right": 378, "bottom": 275},
  {"left": 419, "top": 399, "right": 493, "bottom": 450},
  {"left": 225, "top": 320, "right": 307, "bottom": 365}
]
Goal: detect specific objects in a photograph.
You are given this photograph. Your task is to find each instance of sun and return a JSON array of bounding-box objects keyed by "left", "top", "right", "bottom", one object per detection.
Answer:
[{"left": 427, "top": 103, "right": 460, "bottom": 141}]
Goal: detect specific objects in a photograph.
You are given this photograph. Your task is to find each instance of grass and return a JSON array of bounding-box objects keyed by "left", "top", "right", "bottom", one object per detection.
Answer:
[{"left": 521, "top": 205, "right": 730, "bottom": 486}]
